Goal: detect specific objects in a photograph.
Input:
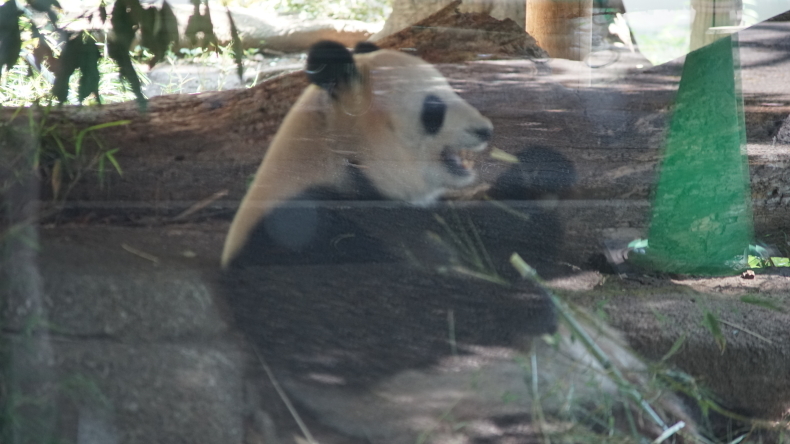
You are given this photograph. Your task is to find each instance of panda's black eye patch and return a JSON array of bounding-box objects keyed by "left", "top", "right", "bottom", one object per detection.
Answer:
[{"left": 421, "top": 94, "right": 446, "bottom": 135}]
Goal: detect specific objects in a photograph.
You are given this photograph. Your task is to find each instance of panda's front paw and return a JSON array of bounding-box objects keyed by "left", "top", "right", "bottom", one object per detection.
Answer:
[{"left": 488, "top": 146, "right": 577, "bottom": 201}]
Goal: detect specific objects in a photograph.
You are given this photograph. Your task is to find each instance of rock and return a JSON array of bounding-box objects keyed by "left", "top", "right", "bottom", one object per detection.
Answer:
[{"left": 775, "top": 114, "right": 790, "bottom": 143}]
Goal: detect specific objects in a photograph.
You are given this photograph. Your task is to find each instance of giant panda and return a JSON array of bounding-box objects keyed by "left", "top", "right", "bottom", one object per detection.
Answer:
[
  {"left": 221, "top": 40, "right": 568, "bottom": 274},
  {"left": 223, "top": 40, "right": 493, "bottom": 270},
  {"left": 218, "top": 41, "right": 696, "bottom": 443}
]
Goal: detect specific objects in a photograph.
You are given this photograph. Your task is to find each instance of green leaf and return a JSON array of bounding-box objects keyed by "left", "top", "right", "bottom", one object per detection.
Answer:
[
  {"left": 227, "top": 7, "right": 243, "bottom": 80},
  {"left": 0, "top": 0, "right": 22, "bottom": 74},
  {"left": 660, "top": 332, "right": 687, "bottom": 362},
  {"left": 746, "top": 254, "right": 790, "bottom": 269},
  {"left": 99, "top": 0, "right": 107, "bottom": 23},
  {"left": 75, "top": 120, "right": 132, "bottom": 156},
  {"left": 125, "top": 0, "right": 144, "bottom": 23},
  {"left": 51, "top": 133, "right": 71, "bottom": 159},
  {"left": 138, "top": 6, "right": 158, "bottom": 54},
  {"left": 104, "top": 148, "right": 122, "bottom": 175},
  {"left": 52, "top": 33, "right": 82, "bottom": 103},
  {"left": 740, "top": 295, "right": 784, "bottom": 312},
  {"left": 770, "top": 257, "right": 790, "bottom": 267},
  {"left": 702, "top": 311, "right": 726, "bottom": 353},
  {"left": 108, "top": 0, "right": 147, "bottom": 109},
  {"left": 140, "top": 3, "right": 180, "bottom": 67},
  {"left": 78, "top": 35, "right": 101, "bottom": 103},
  {"left": 747, "top": 255, "right": 765, "bottom": 268},
  {"left": 110, "top": 0, "right": 136, "bottom": 48},
  {"left": 185, "top": 0, "right": 216, "bottom": 49},
  {"left": 161, "top": 1, "right": 179, "bottom": 47},
  {"left": 108, "top": 38, "right": 146, "bottom": 109}
]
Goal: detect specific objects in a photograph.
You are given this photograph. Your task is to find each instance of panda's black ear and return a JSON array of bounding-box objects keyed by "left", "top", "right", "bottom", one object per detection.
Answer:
[
  {"left": 354, "top": 41, "right": 380, "bottom": 54},
  {"left": 306, "top": 40, "right": 359, "bottom": 96}
]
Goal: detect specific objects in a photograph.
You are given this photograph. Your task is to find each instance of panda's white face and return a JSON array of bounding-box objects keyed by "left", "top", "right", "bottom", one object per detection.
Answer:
[{"left": 348, "top": 50, "right": 493, "bottom": 205}]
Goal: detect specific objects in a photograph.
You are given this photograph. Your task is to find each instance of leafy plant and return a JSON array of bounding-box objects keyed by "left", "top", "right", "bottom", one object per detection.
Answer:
[
  {"left": 52, "top": 32, "right": 101, "bottom": 104},
  {"left": 42, "top": 118, "right": 130, "bottom": 202},
  {"left": 0, "top": 0, "right": 244, "bottom": 108},
  {"left": 0, "top": 48, "right": 143, "bottom": 107},
  {"left": 702, "top": 310, "right": 726, "bottom": 353}
]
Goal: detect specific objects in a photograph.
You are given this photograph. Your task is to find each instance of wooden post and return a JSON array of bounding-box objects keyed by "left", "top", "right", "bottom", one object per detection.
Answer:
[
  {"left": 690, "top": 0, "right": 740, "bottom": 51},
  {"left": 525, "top": 0, "right": 592, "bottom": 61}
]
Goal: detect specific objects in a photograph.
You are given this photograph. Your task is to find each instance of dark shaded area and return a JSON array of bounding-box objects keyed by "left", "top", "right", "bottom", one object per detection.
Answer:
[
  {"left": 353, "top": 41, "right": 380, "bottom": 54},
  {"left": 220, "top": 145, "right": 573, "bottom": 403},
  {"left": 228, "top": 166, "right": 395, "bottom": 268},
  {"left": 219, "top": 264, "right": 556, "bottom": 388}
]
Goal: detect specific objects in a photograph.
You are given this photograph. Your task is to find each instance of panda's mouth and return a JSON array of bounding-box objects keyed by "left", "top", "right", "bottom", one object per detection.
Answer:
[{"left": 440, "top": 148, "right": 476, "bottom": 177}]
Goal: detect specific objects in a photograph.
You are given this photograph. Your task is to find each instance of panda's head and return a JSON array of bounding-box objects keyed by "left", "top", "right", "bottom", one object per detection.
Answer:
[{"left": 307, "top": 41, "right": 493, "bottom": 204}]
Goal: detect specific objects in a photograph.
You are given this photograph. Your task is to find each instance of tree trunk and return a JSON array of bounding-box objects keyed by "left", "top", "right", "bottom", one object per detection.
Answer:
[
  {"left": 690, "top": 0, "right": 741, "bottom": 52},
  {"left": 526, "top": 0, "right": 592, "bottom": 61}
]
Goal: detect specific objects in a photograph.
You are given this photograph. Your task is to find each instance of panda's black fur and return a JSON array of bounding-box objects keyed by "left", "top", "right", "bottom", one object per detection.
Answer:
[{"left": 218, "top": 41, "right": 695, "bottom": 442}]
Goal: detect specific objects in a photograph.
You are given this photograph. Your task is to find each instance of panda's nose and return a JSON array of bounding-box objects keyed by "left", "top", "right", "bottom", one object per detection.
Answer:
[{"left": 471, "top": 127, "right": 493, "bottom": 142}]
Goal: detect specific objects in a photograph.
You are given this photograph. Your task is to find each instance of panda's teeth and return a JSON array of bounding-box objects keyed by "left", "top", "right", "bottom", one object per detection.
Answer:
[
  {"left": 459, "top": 149, "right": 475, "bottom": 171},
  {"left": 441, "top": 149, "right": 471, "bottom": 176}
]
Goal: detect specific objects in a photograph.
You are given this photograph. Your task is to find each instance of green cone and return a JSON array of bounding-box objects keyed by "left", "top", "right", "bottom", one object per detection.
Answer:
[{"left": 644, "top": 35, "right": 753, "bottom": 275}]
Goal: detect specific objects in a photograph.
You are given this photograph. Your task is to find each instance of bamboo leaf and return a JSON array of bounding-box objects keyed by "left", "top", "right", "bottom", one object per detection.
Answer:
[
  {"left": 702, "top": 311, "right": 726, "bottom": 353},
  {"left": 104, "top": 148, "right": 122, "bottom": 175},
  {"left": 75, "top": 120, "right": 131, "bottom": 156},
  {"left": 161, "top": 1, "right": 179, "bottom": 47},
  {"left": 185, "top": 0, "right": 216, "bottom": 49},
  {"left": 660, "top": 332, "right": 687, "bottom": 362},
  {"left": 740, "top": 295, "right": 784, "bottom": 312}
]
